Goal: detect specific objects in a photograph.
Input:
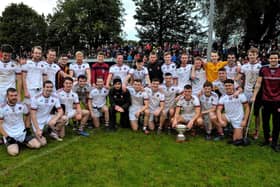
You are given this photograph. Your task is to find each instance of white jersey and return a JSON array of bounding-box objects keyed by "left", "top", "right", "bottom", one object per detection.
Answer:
[
  {"left": 199, "top": 92, "right": 219, "bottom": 111},
  {"left": 31, "top": 93, "right": 61, "bottom": 124},
  {"left": 192, "top": 68, "right": 206, "bottom": 95},
  {"left": 218, "top": 93, "right": 247, "bottom": 121},
  {"left": 0, "top": 102, "right": 28, "bottom": 138},
  {"left": 175, "top": 65, "right": 192, "bottom": 88},
  {"left": 145, "top": 88, "right": 165, "bottom": 111},
  {"left": 128, "top": 67, "right": 148, "bottom": 84},
  {"left": 109, "top": 64, "right": 130, "bottom": 83},
  {"left": 88, "top": 87, "right": 109, "bottom": 108},
  {"left": 69, "top": 62, "right": 90, "bottom": 78},
  {"left": 160, "top": 84, "right": 182, "bottom": 109},
  {"left": 177, "top": 95, "right": 200, "bottom": 117},
  {"left": 56, "top": 89, "right": 79, "bottom": 113},
  {"left": 22, "top": 60, "right": 47, "bottom": 89},
  {"left": 0, "top": 60, "right": 21, "bottom": 92},
  {"left": 224, "top": 65, "right": 239, "bottom": 80},
  {"left": 127, "top": 86, "right": 149, "bottom": 107},
  {"left": 43, "top": 62, "right": 61, "bottom": 87},
  {"left": 213, "top": 79, "right": 239, "bottom": 96},
  {"left": 161, "top": 62, "right": 177, "bottom": 77},
  {"left": 240, "top": 62, "right": 262, "bottom": 93}
]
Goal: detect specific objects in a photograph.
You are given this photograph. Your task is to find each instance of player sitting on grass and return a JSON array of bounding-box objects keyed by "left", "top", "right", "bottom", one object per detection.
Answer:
[
  {"left": 199, "top": 81, "right": 219, "bottom": 140},
  {"left": 57, "top": 77, "right": 90, "bottom": 136},
  {"left": 216, "top": 79, "right": 250, "bottom": 146},
  {"left": 126, "top": 79, "right": 150, "bottom": 134},
  {"left": 31, "top": 80, "right": 67, "bottom": 145},
  {"left": 0, "top": 88, "right": 41, "bottom": 156},
  {"left": 172, "top": 85, "right": 202, "bottom": 134}
]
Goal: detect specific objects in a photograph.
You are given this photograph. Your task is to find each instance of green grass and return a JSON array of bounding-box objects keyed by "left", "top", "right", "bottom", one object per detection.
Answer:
[{"left": 0, "top": 126, "right": 279, "bottom": 187}]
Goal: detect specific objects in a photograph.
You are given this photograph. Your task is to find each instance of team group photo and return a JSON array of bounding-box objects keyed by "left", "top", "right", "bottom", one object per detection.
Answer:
[{"left": 0, "top": 0, "right": 280, "bottom": 186}]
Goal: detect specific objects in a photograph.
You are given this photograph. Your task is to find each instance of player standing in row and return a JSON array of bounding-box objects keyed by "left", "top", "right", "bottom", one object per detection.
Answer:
[
  {"left": 57, "top": 77, "right": 90, "bottom": 136},
  {"left": 88, "top": 77, "right": 110, "bottom": 129},
  {"left": 161, "top": 52, "right": 177, "bottom": 83},
  {"left": 124, "top": 58, "right": 151, "bottom": 86},
  {"left": 175, "top": 53, "right": 192, "bottom": 89},
  {"left": 191, "top": 57, "right": 206, "bottom": 96},
  {"left": 69, "top": 51, "right": 91, "bottom": 84},
  {"left": 0, "top": 88, "right": 41, "bottom": 156},
  {"left": 0, "top": 44, "right": 22, "bottom": 103},
  {"left": 252, "top": 51, "right": 280, "bottom": 152},
  {"left": 224, "top": 53, "right": 240, "bottom": 80},
  {"left": 31, "top": 81, "right": 67, "bottom": 145},
  {"left": 43, "top": 49, "right": 69, "bottom": 90},
  {"left": 106, "top": 53, "right": 130, "bottom": 88},
  {"left": 236, "top": 47, "right": 262, "bottom": 139},
  {"left": 146, "top": 52, "right": 163, "bottom": 83},
  {"left": 91, "top": 52, "right": 109, "bottom": 87}
]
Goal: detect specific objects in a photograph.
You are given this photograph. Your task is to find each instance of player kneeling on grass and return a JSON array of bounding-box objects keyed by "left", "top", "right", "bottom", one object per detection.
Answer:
[
  {"left": 172, "top": 85, "right": 202, "bottom": 134},
  {"left": 0, "top": 88, "right": 41, "bottom": 156},
  {"left": 127, "top": 79, "right": 150, "bottom": 134},
  {"left": 57, "top": 77, "right": 90, "bottom": 136},
  {"left": 145, "top": 78, "right": 165, "bottom": 134},
  {"left": 216, "top": 79, "right": 250, "bottom": 146},
  {"left": 88, "top": 77, "right": 109, "bottom": 129},
  {"left": 31, "top": 81, "right": 67, "bottom": 145},
  {"left": 199, "top": 81, "right": 219, "bottom": 140}
]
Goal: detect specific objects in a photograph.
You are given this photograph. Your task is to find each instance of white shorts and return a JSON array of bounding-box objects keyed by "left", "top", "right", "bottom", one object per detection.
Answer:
[
  {"left": 225, "top": 114, "right": 242, "bottom": 129},
  {"left": 66, "top": 109, "right": 77, "bottom": 119},
  {"left": 129, "top": 106, "right": 142, "bottom": 121},
  {"left": 32, "top": 115, "right": 53, "bottom": 131},
  {"left": 92, "top": 108, "right": 103, "bottom": 118},
  {"left": 4, "top": 132, "right": 27, "bottom": 143},
  {"left": 244, "top": 91, "right": 253, "bottom": 102},
  {"left": 181, "top": 114, "right": 194, "bottom": 122}
]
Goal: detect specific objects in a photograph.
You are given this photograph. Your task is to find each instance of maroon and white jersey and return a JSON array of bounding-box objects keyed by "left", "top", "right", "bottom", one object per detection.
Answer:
[
  {"left": 128, "top": 67, "right": 148, "bottom": 84},
  {"left": 69, "top": 62, "right": 90, "bottom": 78},
  {"left": 161, "top": 62, "right": 177, "bottom": 77},
  {"left": 109, "top": 64, "right": 130, "bottom": 83},
  {"left": 175, "top": 65, "right": 192, "bottom": 88},
  {"left": 240, "top": 62, "right": 262, "bottom": 93},
  {"left": 0, "top": 60, "right": 21, "bottom": 92},
  {"left": 56, "top": 89, "right": 79, "bottom": 113},
  {"left": 31, "top": 93, "right": 61, "bottom": 126},
  {"left": 192, "top": 68, "right": 206, "bottom": 95},
  {"left": 218, "top": 93, "right": 247, "bottom": 121},
  {"left": 199, "top": 91, "right": 219, "bottom": 111},
  {"left": 224, "top": 65, "right": 239, "bottom": 80},
  {"left": 160, "top": 84, "right": 182, "bottom": 109},
  {"left": 145, "top": 87, "right": 165, "bottom": 111},
  {"left": 43, "top": 62, "right": 61, "bottom": 87},
  {"left": 0, "top": 102, "right": 28, "bottom": 138},
  {"left": 177, "top": 95, "right": 200, "bottom": 117},
  {"left": 88, "top": 87, "right": 109, "bottom": 108},
  {"left": 22, "top": 60, "right": 47, "bottom": 89},
  {"left": 127, "top": 86, "right": 149, "bottom": 107}
]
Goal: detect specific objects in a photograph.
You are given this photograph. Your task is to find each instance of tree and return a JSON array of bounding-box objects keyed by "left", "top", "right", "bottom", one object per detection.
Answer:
[
  {"left": 133, "top": 0, "right": 203, "bottom": 47},
  {"left": 0, "top": 3, "right": 47, "bottom": 53},
  {"left": 203, "top": 0, "right": 280, "bottom": 49},
  {"left": 46, "top": 0, "right": 124, "bottom": 53}
]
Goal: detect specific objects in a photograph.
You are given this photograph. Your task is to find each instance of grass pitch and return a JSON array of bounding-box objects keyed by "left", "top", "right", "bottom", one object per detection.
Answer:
[{"left": 0, "top": 126, "right": 279, "bottom": 187}]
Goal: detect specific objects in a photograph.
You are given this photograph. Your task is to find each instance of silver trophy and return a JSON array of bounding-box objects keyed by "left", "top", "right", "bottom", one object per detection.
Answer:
[{"left": 176, "top": 124, "right": 187, "bottom": 142}]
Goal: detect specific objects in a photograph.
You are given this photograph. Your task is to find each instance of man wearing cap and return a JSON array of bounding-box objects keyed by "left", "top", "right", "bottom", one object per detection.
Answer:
[{"left": 108, "top": 77, "right": 131, "bottom": 131}]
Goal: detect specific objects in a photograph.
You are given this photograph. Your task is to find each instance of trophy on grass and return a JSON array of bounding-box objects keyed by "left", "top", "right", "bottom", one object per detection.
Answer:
[{"left": 175, "top": 124, "right": 188, "bottom": 142}]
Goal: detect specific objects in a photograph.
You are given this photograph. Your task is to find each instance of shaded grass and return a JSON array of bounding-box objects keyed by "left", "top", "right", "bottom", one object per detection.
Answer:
[{"left": 0, "top": 126, "right": 279, "bottom": 187}]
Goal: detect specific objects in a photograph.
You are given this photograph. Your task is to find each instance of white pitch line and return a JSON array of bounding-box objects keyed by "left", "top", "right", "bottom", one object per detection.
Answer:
[{"left": 0, "top": 136, "right": 80, "bottom": 176}]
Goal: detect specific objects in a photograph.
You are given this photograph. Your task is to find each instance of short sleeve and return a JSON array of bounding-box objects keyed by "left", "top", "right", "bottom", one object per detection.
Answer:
[
  {"left": 30, "top": 97, "right": 38, "bottom": 110},
  {"left": 239, "top": 93, "right": 248, "bottom": 104},
  {"left": 22, "top": 104, "right": 29, "bottom": 114},
  {"left": 74, "top": 93, "right": 79, "bottom": 104},
  {"left": 193, "top": 96, "right": 200, "bottom": 107},
  {"left": 0, "top": 108, "right": 4, "bottom": 119},
  {"left": 55, "top": 98, "right": 62, "bottom": 109}
]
